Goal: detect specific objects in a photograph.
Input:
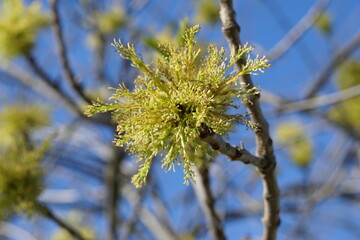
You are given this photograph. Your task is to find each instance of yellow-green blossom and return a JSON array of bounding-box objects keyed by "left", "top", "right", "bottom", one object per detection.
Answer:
[
  {"left": 0, "top": 0, "right": 49, "bottom": 59},
  {"left": 85, "top": 25, "right": 270, "bottom": 187},
  {"left": 195, "top": 0, "right": 220, "bottom": 25},
  {"left": 0, "top": 105, "right": 50, "bottom": 218}
]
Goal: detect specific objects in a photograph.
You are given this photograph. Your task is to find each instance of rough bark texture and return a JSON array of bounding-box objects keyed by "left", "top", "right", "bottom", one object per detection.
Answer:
[
  {"left": 199, "top": 123, "right": 265, "bottom": 167},
  {"left": 219, "top": 1, "right": 280, "bottom": 239}
]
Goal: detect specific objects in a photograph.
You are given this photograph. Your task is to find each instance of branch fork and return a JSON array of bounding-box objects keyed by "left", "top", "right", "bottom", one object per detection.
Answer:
[{"left": 199, "top": 123, "right": 266, "bottom": 168}]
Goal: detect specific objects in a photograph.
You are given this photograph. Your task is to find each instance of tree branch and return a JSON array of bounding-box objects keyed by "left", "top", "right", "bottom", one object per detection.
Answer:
[
  {"left": 1, "top": 55, "right": 112, "bottom": 125},
  {"left": 219, "top": 1, "right": 280, "bottom": 240},
  {"left": 304, "top": 28, "right": 360, "bottom": 98},
  {"left": 105, "top": 149, "right": 125, "bottom": 240},
  {"left": 199, "top": 123, "right": 265, "bottom": 167},
  {"left": 260, "top": 0, "right": 317, "bottom": 69},
  {"left": 24, "top": 53, "right": 82, "bottom": 114},
  {"left": 260, "top": 90, "right": 360, "bottom": 141},
  {"left": 192, "top": 166, "right": 226, "bottom": 240},
  {"left": 278, "top": 83, "right": 360, "bottom": 113},
  {"left": 0, "top": 60, "right": 81, "bottom": 115},
  {"left": 36, "top": 202, "right": 85, "bottom": 240},
  {"left": 121, "top": 185, "right": 177, "bottom": 240},
  {"left": 79, "top": 1, "right": 109, "bottom": 84},
  {"left": 267, "top": 0, "right": 330, "bottom": 61},
  {"left": 120, "top": 188, "right": 146, "bottom": 240},
  {"left": 50, "top": 0, "right": 92, "bottom": 104}
]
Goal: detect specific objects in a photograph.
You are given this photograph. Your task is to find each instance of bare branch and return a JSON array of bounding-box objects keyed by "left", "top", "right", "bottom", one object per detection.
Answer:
[
  {"left": 79, "top": 1, "right": 109, "bottom": 84},
  {"left": 279, "top": 84, "right": 360, "bottom": 113},
  {"left": 36, "top": 202, "right": 85, "bottom": 240},
  {"left": 121, "top": 185, "right": 177, "bottom": 240},
  {"left": 260, "top": 0, "right": 317, "bottom": 69},
  {"left": 267, "top": 0, "right": 330, "bottom": 61},
  {"left": 94, "top": 35, "right": 108, "bottom": 83},
  {"left": 1, "top": 55, "right": 112, "bottom": 125},
  {"left": 50, "top": 0, "right": 92, "bottom": 104},
  {"left": 24, "top": 53, "right": 83, "bottom": 113},
  {"left": 150, "top": 186, "right": 174, "bottom": 228},
  {"left": 219, "top": 1, "right": 280, "bottom": 240},
  {"left": 192, "top": 166, "right": 226, "bottom": 240},
  {"left": 305, "top": 28, "right": 360, "bottom": 98},
  {"left": 260, "top": 90, "right": 360, "bottom": 141},
  {"left": 199, "top": 124, "right": 265, "bottom": 167},
  {"left": 105, "top": 149, "right": 125, "bottom": 240},
  {"left": 0, "top": 61, "right": 81, "bottom": 115},
  {"left": 120, "top": 189, "right": 146, "bottom": 240}
]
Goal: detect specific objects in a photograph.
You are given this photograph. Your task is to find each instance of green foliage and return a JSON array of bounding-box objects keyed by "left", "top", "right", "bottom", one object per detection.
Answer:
[
  {"left": 0, "top": 104, "right": 50, "bottom": 132},
  {"left": 276, "top": 122, "right": 313, "bottom": 168},
  {"left": 195, "top": 0, "right": 220, "bottom": 25},
  {"left": 0, "top": 138, "right": 50, "bottom": 218},
  {"left": 0, "top": 104, "right": 49, "bottom": 148},
  {"left": 87, "top": 6, "right": 127, "bottom": 49},
  {"left": 86, "top": 25, "right": 269, "bottom": 187},
  {"left": 0, "top": 0, "right": 48, "bottom": 59},
  {"left": 95, "top": 6, "right": 126, "bottom": 35},
  {"left": 328, "top": 60, "right": 360, "bottom": 131},
  {"left": 314, "top": 12, "right": 332, "bottom": 35},
  {"left": 0, "top": 105, "right": 51, "bottom": 218},
  {"left": 335, "top": 59, "right": 360, "bottom": 90}
]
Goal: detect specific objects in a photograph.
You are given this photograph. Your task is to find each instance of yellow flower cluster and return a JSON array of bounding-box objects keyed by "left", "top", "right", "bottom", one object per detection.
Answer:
[{"left": 86, "top": 25, "right": 270, "bottom": 187}]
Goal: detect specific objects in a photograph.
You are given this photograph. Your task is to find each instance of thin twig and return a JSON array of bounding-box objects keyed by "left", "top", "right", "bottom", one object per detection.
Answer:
[
  {"left": 94, "top": 34, "right": 108, "bottom": 83},
  {"left": 150, "top": 185, "right": 174, "bottom": 228},
  {"left": 24, "top": 53, "right": 82, "bottom": 114},
  {"left": 305, "top": 28, "right": 360, "bottom": 98},
  {"left": 121, "top": 185, "right": 177, "bottom": 240},
  {"left": 120, "top": 188, "right": 146, "bottom": 240},
  {"left": 81, "top": 1, "right": 109, "bottom": 84},
  {"left": 105, "top": 148, "right": 125, "bottom": 240},
  {"left": 199, "top": 124, "right": 265, "bottom": 167},
  {"left": 219, "top": 1, "right": 280, "bottom": 240},
  {"left": 36, "top": 202, "right": 85, "bottom": 240},
  {"left": 267, "top": 0, "right": 330, "bottom": 61},
  {"left": 1, "top": 55, "right": 111, "bottom": 125},
  {"left": 0, "top": 60, "right": 81, "bottom": 115},
  {"left": 288, "top": 135, "right": 350, "bottom": 239},
  {"left": 260, "top": 90, "right": 360, "bottom": 141},
  {"left": 192, "top": 166, "right": 226, "bottom": 240},
  {"left": 261, "top": 0, "right": 317, "bottom": 69},
  {"left": 50, "top": 0, "right": 92, "bottom": 104},
  {"left": 279, "top": 84, "right": 360, "bottom": 113}
]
